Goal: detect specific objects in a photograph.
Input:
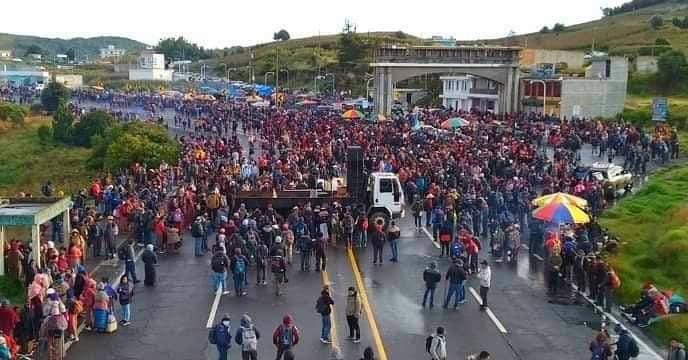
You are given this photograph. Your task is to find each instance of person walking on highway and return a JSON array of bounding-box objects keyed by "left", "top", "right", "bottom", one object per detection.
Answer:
[
  {"left": 422, "top": 261, "right": 442, "bottom": 308},
  {"left": 298, "top": 234, "right": 312, "bottom": 272},
  {"left": 141, "top": 244, "right": 158, "bottom": 286},
  {"left": 116, "top": 274, "right": 133, "bottom": 326},
  {"left": 443, "top": 259, "right": 467, "bottom": 309},
  {"left": 256, "top": 240, "right": 269, "bottom": 286},
  {"left": 230, "top": 248, "right": 249, "bottom": 297},
  {"left": 123, "top": 238, "right": 140, "bottom": 284},
  {"left": 589, "top": 332, "right": 612, "bottom": 360},
  {"left": 477, "top": 260, "right": 491, "bottom": 311},
  {"left": 345, "top": 286, "right": 362, "bottom": 343},
  {"left": 235, "top": 314, "right": 260, "bottom": 360},
  {"left": 211, "top": 248, "right": 231, "bottom": 295},
  {"left": 411, "top": 195, "right": 424, "bottom": 231},
  {"left": 387, "top": 221, "right": 400, "bottom": 262},
  {"left": 210, "top": 314, "right": 232, "bottom": 360},
  {"left": 428, "top": 326, "right": 448, "bottom": 360},
  {"left": 613, "top": 324, "right": 639, "bottom": 360},
  {"left": 192, "top": 216, "right": 206, "bottom": 257},
  {"left": 316, "top": 287, "right": 335, "bottom": 344},
  {"left": 273, "top": 315, "right": 300, "bottom": 360},
  {"left": 313, "top": 233, "right": 327, "bottom": 272},
  {"left": 271, "top": 249, "right": 288, "bottom": 296},
  {"left": 371, "top": 226, "right": 386, "bottom": 265}
]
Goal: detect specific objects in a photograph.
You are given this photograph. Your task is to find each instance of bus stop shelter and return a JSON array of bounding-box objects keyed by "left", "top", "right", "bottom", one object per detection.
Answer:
[{"left": 0, "top": 197, "right": 73, "bottom": 275}]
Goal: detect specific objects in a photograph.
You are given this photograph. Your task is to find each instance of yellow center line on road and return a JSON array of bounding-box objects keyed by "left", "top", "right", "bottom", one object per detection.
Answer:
[
  {"left": 321, "top": 270, "right": 340, "bottom": 350},
  {"left": 346, "top": 248, "right": 388, "bottom": 360}
]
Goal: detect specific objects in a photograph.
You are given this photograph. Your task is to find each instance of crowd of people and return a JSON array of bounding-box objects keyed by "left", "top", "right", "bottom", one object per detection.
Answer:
[{"left": 1, "top": 84, "right": 684, "bottom": 360}]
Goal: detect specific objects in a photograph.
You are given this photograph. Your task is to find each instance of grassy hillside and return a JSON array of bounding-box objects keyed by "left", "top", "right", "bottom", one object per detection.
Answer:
[
  {"left": 0, "top": 116, "right": 94, "bottom": 197},
  {"left": 484, "top": 1, "right": 688, "bottom": 55},
  {"left": 0, "top": 33, "right": 147, "bottom": 57}
]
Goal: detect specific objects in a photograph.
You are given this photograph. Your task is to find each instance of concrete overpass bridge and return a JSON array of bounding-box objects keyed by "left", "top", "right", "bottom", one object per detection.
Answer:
[{"left": 371, "top": 45, "right": 521, "bottom": 115}]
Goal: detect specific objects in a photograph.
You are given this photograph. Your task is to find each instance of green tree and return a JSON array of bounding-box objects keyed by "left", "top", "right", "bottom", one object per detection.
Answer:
[
  {"left": 655, "top": 38, "right": 670, "bottom": 46},
  {"left": 540, "top": 26, "right": 550, "bottom": 33},
  {"left": 552, "top": 23, "right": 566, "bottom": 33},
  {"left": 155, "top": 36, "right": 208, "bottom": 61},
  {"left": 52, "top": 105, "right": 75, "bottom": 143},
  {"left": 657, "top": 50, "right": 688, "bottom": 91},
  {"left": 41, "top": 82, "right": 70, "bottom": 113},
  {"left": 101, "top": 124, "right": 178, "bottom": 171},
  {"left": 37, "top": 125, "right": 53, "bottom": 145},
  {"left": 273, "top": 29, "right": 291, "bottom": 41},
  {"left": 65, "top": 48, "right": 76, "bottom": 61},
  {"left": 650, "top": 15, "right": 664, "bottom": 30},
  {"left": 71, "top": 110, "right": 114, "bottom": 147},
  {"left": 24, "top": 45, "right": 43, "bottom": 56}
]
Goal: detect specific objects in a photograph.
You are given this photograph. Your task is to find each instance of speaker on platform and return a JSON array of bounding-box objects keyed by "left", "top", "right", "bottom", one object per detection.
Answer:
[{"left": 347, "top": 146, "right": 365, "bottom": 199}]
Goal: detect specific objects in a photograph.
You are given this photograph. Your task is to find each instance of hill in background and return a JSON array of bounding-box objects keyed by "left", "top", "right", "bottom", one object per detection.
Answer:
[
  {"left": 483, "top": 1, "right": 688, "bottom": 55},
  {"left": 0, "top": 33, "right": 147, "bottom": 58}
]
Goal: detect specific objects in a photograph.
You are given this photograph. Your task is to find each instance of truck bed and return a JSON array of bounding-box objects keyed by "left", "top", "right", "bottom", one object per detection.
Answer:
[{"left": 234, "top": 189, "right": 349, "bottom": 211}]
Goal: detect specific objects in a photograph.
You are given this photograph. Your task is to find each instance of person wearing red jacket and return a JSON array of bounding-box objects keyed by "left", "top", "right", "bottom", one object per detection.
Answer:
[{"left": 273, "top": 315, "right": 300, "bottom": 360}]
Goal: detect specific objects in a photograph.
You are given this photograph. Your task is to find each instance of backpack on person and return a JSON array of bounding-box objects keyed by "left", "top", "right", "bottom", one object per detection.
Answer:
[
  {"left": 591, "top": 344, "right": 605, "bottom": 360},
  {"left": 211, "top": 254, "right": 226, "bottom": 273},
  {"left": 208, "top": 327, "right": 217, "bottom": 345},
  {"left": 241, "top": 326, "right": 258, "bottom": 352},
  {"left": 280, "top": 325, "right": 294, "bottom": 346},
  {"left": 316, "top": 298, "right": 328, "bottom": 314},
  {"left": 117, "top": 246, "right": 128, "bottom": 261},
  {"left": 425, "top": 334, "right": 434, "bottom": 354},
  {"left": 628, "top": 337, "right": 639, "bottom": 358},
  {"left": 271, "top": 256, "right": 284, "bottom": 273},
  {"left": 234, "top": 257, "right": 246, "bottom": 274},
  {"left": 192, "top": 221, "right": 204, "bottom": 238}
]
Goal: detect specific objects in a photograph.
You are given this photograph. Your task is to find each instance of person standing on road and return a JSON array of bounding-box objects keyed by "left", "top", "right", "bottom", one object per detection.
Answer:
[
  {"left": 123, "top": 238, "right": 140, "bottom": 284},
  {"left": 116, "top": 274, "right": 133, "bottom": 326},
  {"left": 387, "top": 221, "right": 400, "bottom": 262},
  {"left": 316, "top": 287, "right": 335, "bottom": 344},
  {"left": 211, "top": 248, "right": 231, "bottom": 295},
  {"left": 192, "top": 216, "right": 206, "bottom": 257},
  {"left": 589, "top": 332, "right": 612, "bottom": 360},
  {"left": 443, "top": 259, "right": 467, "bottom": 309},
  {"left": 230, "top": 248, "right": 249, "bottom": 297},
  {"left": 141, "top": 244, "right": 158, "bottom": 286},
  {"left": 235, "top": 314, "right": 260, "bottom": 360},
  {"left": 313, "top": 234, "right": 327, "bottom": 272},
  {"left": 345, "top": 286, "right": 362, "bottom": 343},
  {"left": 271, "top": 249, "right": 288, "bottom": 296},
  {"left": 422, "top": 261, "right": 442, "bottom": 308},
  {"left": 273, "top": 315, "right": 300, "bottom": 360},
  {"left": 371, "top": 226, "right": 386, "bottom": 265},
  {"left": 256, "top": 240, "right": 269, "bottom": 286},
  {"left": 411, "top": 195, "right": 424, "bottom": 231},
  {"left": 477, "top": 260, "right": 491, "bottom": 311},
  {"left": 668, "top": 339, "right": 686, "bottom": 360},
  {"left": 210, "top": 314, "right": 232, "bottom": 360},
  {"left": 429, "top": 326, "right": 447, "bottom": 360},
  {"left": 613, "top": 324, "right": 639, "bottom": 360}
]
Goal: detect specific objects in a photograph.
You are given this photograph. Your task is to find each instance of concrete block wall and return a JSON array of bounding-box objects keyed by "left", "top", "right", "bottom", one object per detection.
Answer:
[{"left": 560, "top": 79, "right": 627, "bottom": 119}]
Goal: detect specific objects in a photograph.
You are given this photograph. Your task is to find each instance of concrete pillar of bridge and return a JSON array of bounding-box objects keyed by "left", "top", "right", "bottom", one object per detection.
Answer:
[
  {"left": 511, "top": 67, "right": 520, "bottom": 113},
  {"left": 383, "top": 68, "right": 393, "bottom": 116},
  {"left": 374, "top": 67, "right": 386, "bottom": 116},
  {"left": 505, "top": 68, "right": 513, "bottom": 114}
]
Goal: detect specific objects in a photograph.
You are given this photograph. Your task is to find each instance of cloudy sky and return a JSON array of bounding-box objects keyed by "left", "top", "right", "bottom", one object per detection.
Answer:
[{"left": 4, "top": 0, "right": 628, "bottom": 48}]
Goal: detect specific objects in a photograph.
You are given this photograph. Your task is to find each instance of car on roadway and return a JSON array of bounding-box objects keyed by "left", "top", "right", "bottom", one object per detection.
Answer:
[{"left": 590, "top": 162, "right": 633, "bottom": 196}]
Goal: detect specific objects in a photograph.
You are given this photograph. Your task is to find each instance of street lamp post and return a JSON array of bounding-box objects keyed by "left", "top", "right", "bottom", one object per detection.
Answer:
[
  {"left": 530, "top": 79, "right": 547, "bottom": 116},
  {"left": 265, "top": 72, "right": 275, "bottom": 86},
  {"left": 279, "top": 69, "right": 290, "bottom": 90}
]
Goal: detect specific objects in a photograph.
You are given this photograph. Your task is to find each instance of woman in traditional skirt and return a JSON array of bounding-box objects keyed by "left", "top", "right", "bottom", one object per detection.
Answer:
[{"left": 92, "top": 283, "right": 110, "bottom": 332}]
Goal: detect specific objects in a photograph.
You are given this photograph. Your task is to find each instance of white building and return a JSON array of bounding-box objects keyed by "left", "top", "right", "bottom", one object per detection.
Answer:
[
  {"left": 128, "top": 52, "right": 173, "bottom": 81},
  {"left": 54, "top": 74, "right": 83, "bottom": 89},
  {"left": 440, "top": 75, "right": 500, "bottom": 112},
  {"left": 99, "top": 45, "right": 126, "bottom": 58},
  {"left": 0, "top": 50, "right": 11, "bottom": 59}
]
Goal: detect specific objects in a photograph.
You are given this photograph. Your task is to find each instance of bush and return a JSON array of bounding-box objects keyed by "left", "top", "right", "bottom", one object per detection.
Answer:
[
  {"left": 52, "top": 105, "right": 74, "bottom": 143},
  {"left": 655, "top": 38, "right": 670, "bottom": 46},
  {"left": 40, "top": 82, "right": 70, "bottom": 113},
  {"left": 89, "top": 122, "right": 179, "bottom": 171},
  {"left": 29, "top": 103, "right": 43, "bottom": 115},
  {"left": 650, "top": 15, "right": 664, "bottom": 30},
  {"left": 37, "top": 124, "right": 53, "bottom": 145},
  {"left": 0, "top": 102, "right": 28, "bottom": 125},
  {"left": 70, "top": 110, "right": 114, "bottom": 147}
]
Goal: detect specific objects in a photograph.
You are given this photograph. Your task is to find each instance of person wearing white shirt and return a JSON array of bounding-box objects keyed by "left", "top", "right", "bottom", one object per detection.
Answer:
[
  {"left": 477, "top": 260, "right": 491, "bottom": 310},
  {"left": 429, "top": 326, "right": 447, "bottom": 360}
]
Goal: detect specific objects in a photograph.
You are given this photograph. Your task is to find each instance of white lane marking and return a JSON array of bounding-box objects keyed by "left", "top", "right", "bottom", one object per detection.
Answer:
[
  {"left": 421, "top": 227, "right": 440, "bottom": 249},
  {"left": 469, "top": 287, "right": 508, "bottom": 334},
  {"left": 571, "top": 284, "right": 662, "bottom": 360},
  {"left": 532, "top": 253, "right": 544, "bottom": 261},
  {"left": 206, "top": 288, "right": 222, "bottom": 329}
]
